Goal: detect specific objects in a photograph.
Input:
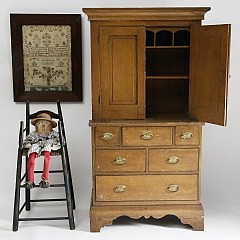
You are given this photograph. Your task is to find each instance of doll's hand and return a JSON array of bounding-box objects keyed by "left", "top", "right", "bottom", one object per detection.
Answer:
[
  {"left": 23, "top": 143, "right": 32, "bottom": 148},
  {"left": 51, "top": 144, "right": 61, "bottom": 151}
]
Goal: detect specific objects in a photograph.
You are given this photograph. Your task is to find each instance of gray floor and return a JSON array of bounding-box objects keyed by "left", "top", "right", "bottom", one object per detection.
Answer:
[{"left": 1, "top": 205, "right": 239, "bottom": 240}]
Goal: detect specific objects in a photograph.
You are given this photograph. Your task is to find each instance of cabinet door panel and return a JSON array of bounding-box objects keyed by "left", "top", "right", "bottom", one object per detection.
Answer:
[
  {"left": 189, "top": 24, "right": 231, "bottom": 126},
  {"left": 100, "top": 27, "right": 145, "bottom": 119}
]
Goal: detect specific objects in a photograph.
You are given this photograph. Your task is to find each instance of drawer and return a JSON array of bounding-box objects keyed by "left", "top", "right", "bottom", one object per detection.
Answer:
[
  {"left": 95, "top": 149, "right": 146, "bottom": 172},
  {"left": 96, "top": 175, "right": 198, "bottom": 202},
  {"left": 122, "top": 127, "right": 172, "bottom": 146},
  {"left": 175, "top": 126, "right": 200, "bottom": 146},
  {"left": 149, "top": 148, "right": 199, "bottom": 172},
  {"left": 95, "top": 126, "right": 119, "bottom": 146}
]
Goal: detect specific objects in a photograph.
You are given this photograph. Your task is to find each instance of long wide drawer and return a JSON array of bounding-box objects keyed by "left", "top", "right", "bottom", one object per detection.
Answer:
[
  {"left": 96, "top": 175, "right": 198, "bottom": 202},
  {"left": 95, "top": 149, "right": 146, "bottom": 172},
  {"left": 149, "top": 148, "right": 199, "bottom": 172}
]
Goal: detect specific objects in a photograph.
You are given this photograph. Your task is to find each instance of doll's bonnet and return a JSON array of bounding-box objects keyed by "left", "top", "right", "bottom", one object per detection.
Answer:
[{"left": 31, "top": 112, "right": 57, "bottom": 128}]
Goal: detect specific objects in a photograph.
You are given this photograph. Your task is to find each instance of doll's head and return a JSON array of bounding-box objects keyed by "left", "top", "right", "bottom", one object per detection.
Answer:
[
  {"left": 31, "top": 112, "right": 57, "bottom": 134},
  {"left": 35, "top": 119, "right": 53, "bottom": 134}
]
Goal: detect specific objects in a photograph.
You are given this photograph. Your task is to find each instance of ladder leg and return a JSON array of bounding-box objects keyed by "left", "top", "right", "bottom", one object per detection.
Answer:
[
  {"left": 61, "top": 151, "right": 75, "bottom": 230},
  {"left": 25, "top": 101, "right": 31, "bottom": 211},
  {"left": 64, "top": 145, "right": 76, "bottom": 209},
  {"left": 25, "top": 156, "right": 31, "bottom": 211},
  {"left": 57, "top": 102, "right": 75, "bottom": 209},
  {"left": 12, "top": 151, "right": 23, "bottom": 231}
]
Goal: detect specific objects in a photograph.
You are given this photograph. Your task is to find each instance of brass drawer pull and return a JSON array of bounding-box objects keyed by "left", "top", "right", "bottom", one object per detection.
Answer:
[
  {"left": 114, "top": 156, "right": 126, "bottom": 165},
  {"left": 167, "top": 184, "right": 179, "bottom": 193},
  {"left": 115, "top": 184, "right": 127, "bottom": 193},
  {"left": 101, "top": 132, "right": 113, "bottom": 141},
  {"left": 181, "top": 131, "right": 193, "bottom": 139},
  {"left": 166, "top": 156, "right": 179, "bottom": 164},
  {"left": 140, "top": 131, "right": 153, "bottom": 140}
]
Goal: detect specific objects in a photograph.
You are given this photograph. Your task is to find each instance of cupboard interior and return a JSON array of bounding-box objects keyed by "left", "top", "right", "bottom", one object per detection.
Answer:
[{"left": 145, "top": 27, "right": 191, "bottom": 119}]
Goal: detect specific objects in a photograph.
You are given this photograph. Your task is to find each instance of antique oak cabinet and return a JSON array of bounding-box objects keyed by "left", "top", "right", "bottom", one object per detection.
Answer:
[{"left": 83, "top": 7, "right": 230, "bottom": 232}]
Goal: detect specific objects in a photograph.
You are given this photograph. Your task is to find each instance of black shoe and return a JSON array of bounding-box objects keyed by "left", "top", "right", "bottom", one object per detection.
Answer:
[
  {"left": 24, "top": 182, "right": 35, "bottom": 189},
  {"left": 39, "top": 180, "right": 50, "bottom": 188}
]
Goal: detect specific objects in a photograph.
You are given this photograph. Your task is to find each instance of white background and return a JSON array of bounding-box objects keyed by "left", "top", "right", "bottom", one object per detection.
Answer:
[{"left": 1, "top": 0, "right": 240, "bottom": 239}]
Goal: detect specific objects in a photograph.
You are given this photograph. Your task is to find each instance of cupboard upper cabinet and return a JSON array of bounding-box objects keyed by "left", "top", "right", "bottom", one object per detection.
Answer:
[{"left": 83, "top": 8, "right": 231, "bottom": 125}]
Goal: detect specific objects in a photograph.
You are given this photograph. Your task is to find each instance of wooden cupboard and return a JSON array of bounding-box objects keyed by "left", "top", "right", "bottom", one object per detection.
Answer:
[{"left": 83, "top": 7, "right": 231, "bottom": 232}]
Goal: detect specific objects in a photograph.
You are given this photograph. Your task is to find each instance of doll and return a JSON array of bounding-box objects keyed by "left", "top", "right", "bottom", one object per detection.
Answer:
[{"left": 23, "top": 112, "right": 60, "bottom": 189}]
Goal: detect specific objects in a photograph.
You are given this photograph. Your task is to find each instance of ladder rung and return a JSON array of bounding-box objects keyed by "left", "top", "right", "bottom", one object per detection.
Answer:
[
  {"left": 19, "top": 217, "right": 69, "bottom": 221},
  {"left": 30, "top": 198, "right": 66, "bottom": 202},
  {"left": 20, "top": 171, "right": 63, "bottom": 184},
  {"left": 20, "top": 174, "right": 26, "bottom": 183},
  {"left": 19, "top": 202, "right": 26, "bottom": 214},
  {"left": 20, "top": 183, "right": 65, "bottom": 188},
  {"left": 34, "top": 170, "right": 63, "bottom": 173}
]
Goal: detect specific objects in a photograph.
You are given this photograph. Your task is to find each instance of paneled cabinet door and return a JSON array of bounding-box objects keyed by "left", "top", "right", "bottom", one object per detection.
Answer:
[
  {"left": 189, "top": 24, "right": 231, "bottom": 126},
  {"left": 99, "top": 26, "right": 145, "bottom": 120}
]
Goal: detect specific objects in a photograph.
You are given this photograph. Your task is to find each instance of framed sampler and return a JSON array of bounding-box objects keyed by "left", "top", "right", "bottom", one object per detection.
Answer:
[{"left": 10, "top": 14, "right": 82, "bottom": 102}]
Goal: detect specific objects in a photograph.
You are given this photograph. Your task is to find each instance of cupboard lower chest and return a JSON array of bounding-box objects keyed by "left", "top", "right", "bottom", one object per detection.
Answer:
[{"left": 89, "top": 120, "right": 204, "bottom": 232}]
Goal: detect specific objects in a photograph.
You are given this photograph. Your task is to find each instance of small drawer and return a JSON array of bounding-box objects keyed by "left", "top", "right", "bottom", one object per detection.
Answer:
[
  {"left": 149, "top": 148, "right": 199, "bottom": 172},
  {"left": 96, "top": 175, "right": 198, "bottom": 202},
  {"left": 95, "top": 126, "right": 119, "bottom": 146},
  {"left": 95, "top": 149, "right": 146, "bottom": 173},
  {"left": 175, "top": 126, "right": 200, "bottom": 146},
  {"left": 122, "top": 127, "right": 172, "bottom": 146}
]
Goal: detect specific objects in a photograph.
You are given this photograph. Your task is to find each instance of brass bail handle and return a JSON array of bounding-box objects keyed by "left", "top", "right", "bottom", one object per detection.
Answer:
[
  {"left": 167, "top": 184, "right": 179, "bottom": 193},
  {"left": 115, "top": 184, "right": 127, "bottom": 193},
  {"left": 181, "top": 131, "right": 193, "bottom": 139},
  {"left": 101, "top": 132, "right": 113, "bottom": 141},
  {"left": 140, "top": 131, "right": 153, "bottom": 140},
  {"left": 114, "top": 156, "right": 126, "bottom": 165},
  {"left": 166, "top": 156, "right": 179, "bottom": 164}
]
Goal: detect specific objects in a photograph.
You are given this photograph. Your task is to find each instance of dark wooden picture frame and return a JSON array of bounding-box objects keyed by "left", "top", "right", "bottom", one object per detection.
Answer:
[{"left": 10, "top": 14, "right": 82, "bottom": 102}]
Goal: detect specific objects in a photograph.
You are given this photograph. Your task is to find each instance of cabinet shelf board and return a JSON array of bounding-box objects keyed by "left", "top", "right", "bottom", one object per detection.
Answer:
[
  {"left": 146, "top": 46, "right": 190, "bottom": 49},
  {"left": 146, "top": 75, "right": 189, "bottom": 79}
]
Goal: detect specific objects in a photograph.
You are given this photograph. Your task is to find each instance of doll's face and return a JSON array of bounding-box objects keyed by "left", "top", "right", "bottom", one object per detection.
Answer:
[{"left": 35, "top": 120, "right": 53, "bottom": 134}]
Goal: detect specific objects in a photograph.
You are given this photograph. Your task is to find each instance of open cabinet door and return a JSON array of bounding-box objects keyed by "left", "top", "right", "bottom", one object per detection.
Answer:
[{"left": 189, "top": 24, "right": 231, "bottom": 126}]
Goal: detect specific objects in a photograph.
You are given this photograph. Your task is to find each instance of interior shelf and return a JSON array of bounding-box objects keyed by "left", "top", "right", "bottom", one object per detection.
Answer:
[
  {"left": 146, "top": 75, "right": 189, "bottom": 79},
  {"left": 146, "top": 46, "right": 190, "bottom": 49},
  {"left": 146, "top": 48, "right": 190, "bottom": 76}
]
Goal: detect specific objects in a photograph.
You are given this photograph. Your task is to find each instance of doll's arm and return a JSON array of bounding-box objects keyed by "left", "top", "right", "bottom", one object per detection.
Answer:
[
  {"left": 23, "top": 131, "right": 38, "bottom": 148},
  {"left": 49, "top": 131, "right": 61, "bottom": 150}
]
